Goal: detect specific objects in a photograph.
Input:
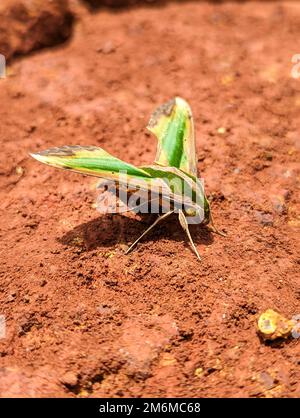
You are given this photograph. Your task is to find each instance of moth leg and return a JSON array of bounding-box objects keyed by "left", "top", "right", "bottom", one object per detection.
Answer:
[
  {"left": 125, "top": 210, "right": 174, "bottom": 255},
  {"left": 178, "top": 210, "right": 201, "bottom": 261},
  {"left": 208, "top": 211, "right": 226, "bottom": 237}
]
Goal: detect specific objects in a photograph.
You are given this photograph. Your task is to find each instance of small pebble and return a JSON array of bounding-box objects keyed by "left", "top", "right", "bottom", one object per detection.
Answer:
[
  {"left": 97, "top": 41, "right": 115, "bottom": 54},
  {"left": 217, "top": 126, "right": 226, "bottom": 134},
  {"left": 60, "top": 372, "right": 78, "bottom": 388},
  {"left": 258, "top": 309, "right": 293, "bottom": 340},
  {"left": 255, "top": 211, "right": 274, "bottom": 226}
]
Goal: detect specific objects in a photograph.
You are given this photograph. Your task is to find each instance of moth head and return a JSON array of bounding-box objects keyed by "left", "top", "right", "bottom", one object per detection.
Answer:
[{"left": 185, "top": 208, "right": 197, "bottom": 217}]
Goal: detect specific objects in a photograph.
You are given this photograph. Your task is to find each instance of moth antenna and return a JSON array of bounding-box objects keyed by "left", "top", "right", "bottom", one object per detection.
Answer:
[{"left": 208, "top": 210, "right": 226, "bottom": 237}]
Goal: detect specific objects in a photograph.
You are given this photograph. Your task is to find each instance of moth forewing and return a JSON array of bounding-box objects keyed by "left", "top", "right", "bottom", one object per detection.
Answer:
[
  {"left": 30, "top": 146, "right": 153, "bottom": 184},
  {"left": 147, "top": 97, "right": 197, "bottom": 177}
]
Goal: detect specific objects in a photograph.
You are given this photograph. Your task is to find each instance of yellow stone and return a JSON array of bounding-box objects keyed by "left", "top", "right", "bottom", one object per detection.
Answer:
[
  {"left": 15, "top": 166, "right": 24, "bottom": 175},
  {"left": 257, "top": 309, "right": 293, "bottom": 340},
  {"left": 160, "top": 354, "right": 177, "bottom": 367},
  {"left": 194, "top": 367, "right": 204, "bottom": 378},
  {"left": 217, "top": 127, "right": 227, "bottom": 135},
  {"left": 221, "top": 74, "right": 234, "bottom": 86}
]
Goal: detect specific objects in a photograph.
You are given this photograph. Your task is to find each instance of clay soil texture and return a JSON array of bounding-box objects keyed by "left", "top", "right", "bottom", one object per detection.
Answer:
[{"left": 0, "top": 0, "right": 299, "bottom": 398}]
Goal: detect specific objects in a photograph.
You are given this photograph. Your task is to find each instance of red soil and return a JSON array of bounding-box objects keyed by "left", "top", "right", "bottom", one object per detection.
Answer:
[{"left": 0, "top": 0, "right": 299, "bottom": 397}]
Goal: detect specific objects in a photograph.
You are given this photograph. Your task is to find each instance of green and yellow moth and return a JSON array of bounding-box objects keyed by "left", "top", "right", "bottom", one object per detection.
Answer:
[{"left": 31, "top": 97, "right": 224, "bottom": 260}]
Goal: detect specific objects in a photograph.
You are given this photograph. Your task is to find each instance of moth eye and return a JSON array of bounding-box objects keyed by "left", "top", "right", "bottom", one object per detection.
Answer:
[{"left": 185, "top": 208, "right": 197, "bottom": 217}]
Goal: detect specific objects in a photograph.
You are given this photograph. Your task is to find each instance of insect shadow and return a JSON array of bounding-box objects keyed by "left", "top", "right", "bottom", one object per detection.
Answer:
[{"left": 57, "top": 213, "right": 214, "bottom": 253}]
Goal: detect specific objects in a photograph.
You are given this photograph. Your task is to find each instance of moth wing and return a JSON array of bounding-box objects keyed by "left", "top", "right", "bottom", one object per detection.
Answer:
[
  {"left": 96, "top": 180, "right": 173, "bottom": 215},
  {"left": 31, "top": 145, "right": 171, "bottom": 199},
  {"left": 30, "top": 145, "right": 151, "bottom": 183},
  {"left": 147, "top": 97, "right": 197, "bottom": 177},
  {"left": 96, "top": 181, "right": 129, "bottom": 214},
  {"left": 96, "top": 181, "right": 152, "bottom": 214},
  {"left": 31, "top": 145, "right": 197, "bottom": 215}
]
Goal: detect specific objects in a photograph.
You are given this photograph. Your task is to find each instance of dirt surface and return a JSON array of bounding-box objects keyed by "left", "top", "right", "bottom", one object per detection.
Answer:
[
  {"left": 83, "top": 0, "right": 160, "bottom": 8},
  {"left": 0, "top": 0, "right": 73, "bottom": 61},
  {"left": 0, "top": 0, "right": 299, "bottom": 398}
]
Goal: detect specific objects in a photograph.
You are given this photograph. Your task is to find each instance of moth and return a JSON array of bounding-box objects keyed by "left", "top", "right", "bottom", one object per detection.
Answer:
[{"left": 31, "top": 97, "right": 224, "bottom": 260}]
